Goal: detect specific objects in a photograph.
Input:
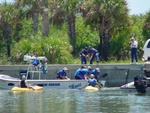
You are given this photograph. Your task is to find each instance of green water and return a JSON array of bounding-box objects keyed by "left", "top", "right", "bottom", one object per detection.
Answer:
[{"left": 0, "top": 88, "right": 150, "bottom": 113}]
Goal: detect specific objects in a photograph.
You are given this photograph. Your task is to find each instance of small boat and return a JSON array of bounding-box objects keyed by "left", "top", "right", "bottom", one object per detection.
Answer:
[
  {"left": 0, "top": 74, "right": 87, "bottom": 90},
  {"left": 0, "top": 55, "right": 88, "bottom": 90},
  {"left": 11, "top": 86, "right": 43, "bottom": 91},
  {"left": 84, "top": 86, "right": 100, "bottom": 92},
  {"left": 0, "top": 55, "right": 106, "bottom": 90},
  {"left": 120, "top": 75, "right": 150, "bottom": 94}
]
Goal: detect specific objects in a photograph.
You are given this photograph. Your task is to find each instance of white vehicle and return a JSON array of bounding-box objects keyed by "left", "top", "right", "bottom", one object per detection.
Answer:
[{"left": 142, "top": 39, "right": 150, "bottom": 61}]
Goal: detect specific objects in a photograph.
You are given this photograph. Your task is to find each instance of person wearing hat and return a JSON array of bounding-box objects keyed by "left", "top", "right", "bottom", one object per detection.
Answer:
[
  {"left": 129, "top": 37, "right": 138, "bottom": 64},
  {"left": 19, "top": 75, "right": 28, "bottom": 88},
  {"left": 74, "top": 66, "right": 91, "bottom": 80},
  {"left": 91, "top": 68, "right": 100, "bottom": 81},
  {"left": 87, "top": 74, "right": 100, "bottom": 89},
  {"left": 79, "top": 47, "right": 89, "bottom": 64},
  {"left": 88, "top": 46, "right": 99, "bottom": 64},
  {"left": 56, "top": 67, "right": 70, "bottom": 80}
]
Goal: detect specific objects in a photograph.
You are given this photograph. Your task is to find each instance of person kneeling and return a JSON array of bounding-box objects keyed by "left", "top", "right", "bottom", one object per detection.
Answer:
[{"left": 87, "top": 74, "right": 100, "bottom": 89}]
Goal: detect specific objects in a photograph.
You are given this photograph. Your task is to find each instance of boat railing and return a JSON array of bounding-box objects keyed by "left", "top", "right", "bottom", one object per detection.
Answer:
[{"left": 24, "top": 54, "right": 48, "bottom": 80}]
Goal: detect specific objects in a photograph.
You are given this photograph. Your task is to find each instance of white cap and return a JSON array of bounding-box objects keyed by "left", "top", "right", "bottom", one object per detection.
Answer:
[
  {"left": 22, "top": 75, "right": 26, "bottom": 80},
  {"left": 88, "top": 66, "right": 91, "bottom": 69},
  {"left": 95, "top": 68, "right": 100, "bottom": 72},
  {"left": 91, "top": 74, "right": 95, "bottom": 78},
  {"left": 63, "top": 67, "right": 68, "bottom": 71}
]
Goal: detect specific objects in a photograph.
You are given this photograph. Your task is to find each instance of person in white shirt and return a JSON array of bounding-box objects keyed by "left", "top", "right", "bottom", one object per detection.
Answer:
[{"left": 130, "top": 37, "right": 138, "bottom": 64}]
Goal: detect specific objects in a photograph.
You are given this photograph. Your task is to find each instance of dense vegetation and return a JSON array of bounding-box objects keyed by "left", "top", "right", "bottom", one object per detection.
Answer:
[{"left": 0, "top": 0, "right": 150, "bottom": 64}]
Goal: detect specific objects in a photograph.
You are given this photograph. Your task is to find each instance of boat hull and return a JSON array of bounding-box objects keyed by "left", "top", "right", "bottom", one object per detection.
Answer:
[
  {"left": 120, "top": 81, "right": 150, "bottom": 94},
  {"left": 0, "top": 74, "right": 87, "bottom": 90},
  {"left": 85, "top": 86, "right": 100, "bottom": 92}
]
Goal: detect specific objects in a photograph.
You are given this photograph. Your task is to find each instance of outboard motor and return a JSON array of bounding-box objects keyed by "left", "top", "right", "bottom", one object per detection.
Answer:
[{"left": 134, "top": 75, "right": 147, "bottom": 93}]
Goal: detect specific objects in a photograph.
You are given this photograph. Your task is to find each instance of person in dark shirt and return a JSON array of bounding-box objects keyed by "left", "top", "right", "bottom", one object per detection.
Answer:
[
  {"left": 80, "top": 47, "right": 89, "bottom": 64},
  {"left": 19, "top": 76, "right": 28, "bottom": 88},
  {"left": 88, "top": 46, "right": 99, "bottom": 64}
]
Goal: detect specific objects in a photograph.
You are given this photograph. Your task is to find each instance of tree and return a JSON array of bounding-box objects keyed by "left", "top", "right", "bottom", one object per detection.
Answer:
[
  {"left": 15, "top": 0, "right": 42, "bottom": 35},
  {"left": 143, "top": 11, "right": 150, "bottom": 40},
  {"left": 0, "top": 2, "right": 22, "bottom": 57},
  {"left": 80, "top": 0, "right": 129, "bottom": 61},
  {"left": 50, "top": 0, "right": 82, "bottom": 54}
]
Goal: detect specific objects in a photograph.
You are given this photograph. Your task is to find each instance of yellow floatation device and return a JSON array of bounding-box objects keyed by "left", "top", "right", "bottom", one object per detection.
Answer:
[{"left": 11, "top": 86, "right": 43, "bottom": 91}]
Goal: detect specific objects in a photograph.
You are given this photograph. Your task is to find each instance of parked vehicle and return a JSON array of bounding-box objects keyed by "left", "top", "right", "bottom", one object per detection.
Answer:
[{"left": 142, "top": 39, "right": 150, "bottom": 61}]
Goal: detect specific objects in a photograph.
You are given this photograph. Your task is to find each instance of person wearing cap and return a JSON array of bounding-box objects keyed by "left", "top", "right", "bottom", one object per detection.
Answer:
[
  {"left": 74, "top": 66, "right": 91, "bottom": 80},
  {"left": 88, "top": 46, "right": 99, "bottom": 64},
  {"left": 79, "top": 47, "right": 89, "bottom": 64},
  {"left": 87, "top": 74, "right": 100, "bottom": 89},
  {"left": 91, "top": 68, "right": 100, "bottom": 81},
  {"left": 19, "top": 76, "right": 28, "bottom": 88},
  {"left": 56, "top": 67, "right": 70, "bottom": 80},
  {"left": 129, "top": 37, "right": 138, "bottom": 64}
]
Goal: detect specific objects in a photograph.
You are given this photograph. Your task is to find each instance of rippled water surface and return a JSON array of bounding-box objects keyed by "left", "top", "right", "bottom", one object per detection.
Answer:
[{"left": 0, "top": 87, "right": 150, "bottom": 113}]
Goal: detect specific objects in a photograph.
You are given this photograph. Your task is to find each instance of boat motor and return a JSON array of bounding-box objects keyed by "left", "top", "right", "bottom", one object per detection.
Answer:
[{"left": 134, "top": 75, "right": 147, "bottom": 93}]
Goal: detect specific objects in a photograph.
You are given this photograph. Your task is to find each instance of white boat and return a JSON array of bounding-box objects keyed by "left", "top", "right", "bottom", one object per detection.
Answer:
[
  {"left": 120, "top": 77, "right": 150, "bottom": 94},
  {"left": 120, "top": 81, "right": 137, "bottom": 93},
  {"left": 0, "top": 74, "right": 88, "bottom": 90},
  {"left": 0, "top": 55, "right": 106, "bottom": 90}
]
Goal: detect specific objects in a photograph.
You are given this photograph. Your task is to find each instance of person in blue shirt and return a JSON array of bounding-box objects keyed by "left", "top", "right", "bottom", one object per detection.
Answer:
[
  {"left": 87, "top": 74, "right": 100, "bottom": 89},
  {"left": 88, "top": 46, "right": 99, "bottom": 64},
  {"left": 80, "top": 47, "right": 89, "bottom": 64},
  {"left": 91, "top": 68, "right": 100, "bottom": 81},
  {"left": 56, "top": 67, "right": 70, "bottom": 80},
  {"left": 74, "top": 66, "right": 92, "bottom": 80}
]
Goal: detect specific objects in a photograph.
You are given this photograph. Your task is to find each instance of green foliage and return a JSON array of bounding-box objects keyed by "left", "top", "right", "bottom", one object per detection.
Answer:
[
  {"left": 11, "top": 25, "right": 74, "bottom": 64},
  {"left": 76, "top": 17, "right": 99, "bottom": 54},
  {"left": 143, "top": 11, "right": 150, "bottom": 40},
  {"left": 0, "top": 0, "right": 150, "bottom": 64}
]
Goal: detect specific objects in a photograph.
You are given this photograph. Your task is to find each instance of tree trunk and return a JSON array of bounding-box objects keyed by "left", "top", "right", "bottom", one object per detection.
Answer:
[
  {"left": 103, "top": 30, "right": 109, "bottom": 61},
  {"left": 67, "top": 13, "right": 76, "bottom": 54},
  {"left": 99, "top": 17, "right": 110, "bottom": 61},
  {"left": 32, "top": 12, "right": 39, "bottom": 35},
  {"left": 42, "top": 9, "right": 50, "bottom": 37},
  {"left": 99, "top": 17, "right": 104, "bottom": 60},
  {"left": 3, "top": 23, "right": 12, "bottom": 57}
]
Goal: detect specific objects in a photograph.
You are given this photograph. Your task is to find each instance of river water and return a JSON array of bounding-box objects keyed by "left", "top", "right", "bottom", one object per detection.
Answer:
[{"left": 0, "top": 87, "right": 150, "bottom": 113}]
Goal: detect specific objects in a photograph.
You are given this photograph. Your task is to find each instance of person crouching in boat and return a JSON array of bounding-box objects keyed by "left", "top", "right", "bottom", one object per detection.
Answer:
[
  {"left": 56, "top": 67, "right": 70, "bottom": 80},
  {"left": 91, "top": 68, "right": 100, "bottom": 81},
  {"left": 19, "top": 75, "right": 28, "bottom": 88},
  {"left": 74, "top": 66, "right": 92, "bottom": 80},
  {"left": 87, "top": 74, "right": 100, "bottom": 90}
]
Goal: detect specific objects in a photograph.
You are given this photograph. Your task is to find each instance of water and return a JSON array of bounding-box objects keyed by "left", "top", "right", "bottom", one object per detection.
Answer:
[{"left": 0, "top": 88, "right": 150, "bottom": 113}]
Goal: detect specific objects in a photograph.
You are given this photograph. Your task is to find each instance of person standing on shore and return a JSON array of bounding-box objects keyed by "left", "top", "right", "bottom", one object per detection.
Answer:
[
  {"left": 130, "top": 37, "right": 138, "bottom": 64},
  {"left": 79, "top": 47, "right": 89, "bottom": 64},
  {"left": 88, "top": 46, "right": 99, "bottom": 64}
]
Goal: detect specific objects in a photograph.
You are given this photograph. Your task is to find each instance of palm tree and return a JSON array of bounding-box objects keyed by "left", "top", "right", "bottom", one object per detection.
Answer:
[
  {"left": 42, "top": 8, "right": 50, "bottom": 36},
  {"left": 80, "top": 0, "right": 129, "bottom": 61},
  {"left": 15, "top": 0, "right": 43, "bottom": 35},
  {"left": 143, "top": 11, "right": 150, "bottom": 40},
  {"left": 50, "top": 0, "right": 81, "bottom": 54},
  {"left": 0, "top": 2, "right": 21, "bottom": 57}
]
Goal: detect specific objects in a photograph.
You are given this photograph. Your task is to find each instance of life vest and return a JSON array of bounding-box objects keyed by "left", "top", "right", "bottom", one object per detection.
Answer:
[{"left": 20, "top": 80, "right": 27, "bottom": 88}]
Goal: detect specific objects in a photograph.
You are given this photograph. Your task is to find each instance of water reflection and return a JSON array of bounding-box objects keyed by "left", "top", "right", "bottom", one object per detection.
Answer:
[{"left": 0, "top": 88, "right": 150, "bottom": 113}]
